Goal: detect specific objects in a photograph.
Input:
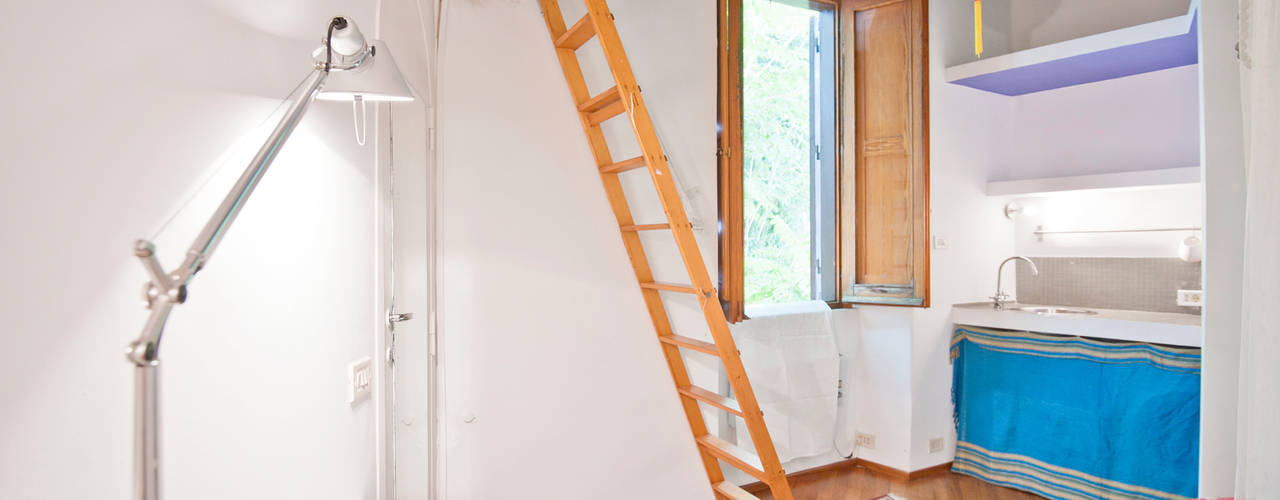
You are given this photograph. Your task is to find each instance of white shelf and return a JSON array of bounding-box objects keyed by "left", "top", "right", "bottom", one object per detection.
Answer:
[
  {"left": 986, "top": 167, "right": 1200, "bottom": 197},
  {"left": 946, "top": 3, "right": 1199, "bottom": 96}
]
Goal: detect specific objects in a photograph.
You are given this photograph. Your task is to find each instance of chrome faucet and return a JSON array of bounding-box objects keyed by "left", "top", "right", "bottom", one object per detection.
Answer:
[{"left": 992, "top": 256, "right": 1038, "bottom": 310}]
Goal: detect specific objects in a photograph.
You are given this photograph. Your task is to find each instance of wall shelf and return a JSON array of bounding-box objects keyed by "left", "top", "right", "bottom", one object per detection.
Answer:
[
  {"left": 986, "top": 167, "right": 1200, "bottom": 197},
  {"left": 946, "top": 4, "right": 1199, "bottom": 96}
]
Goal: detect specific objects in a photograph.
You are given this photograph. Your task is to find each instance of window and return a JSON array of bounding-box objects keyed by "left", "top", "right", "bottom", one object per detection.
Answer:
[
  {"left": 719, "top": 0, "right": 929, "bottom": 321},
  {"left": 736, "top": 0, "right": 836, "bottom": 306}
]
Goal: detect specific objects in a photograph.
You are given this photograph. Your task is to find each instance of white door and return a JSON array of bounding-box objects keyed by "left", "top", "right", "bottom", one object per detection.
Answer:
[
  {"left": 374, "top": 3, "right": 439, "bottom": 497},
  {"left": 375, "top": 96, "right": 435, "bottom": 500},
  {"left": 387, "top": 101, "right": 435, "bottom": 500}
]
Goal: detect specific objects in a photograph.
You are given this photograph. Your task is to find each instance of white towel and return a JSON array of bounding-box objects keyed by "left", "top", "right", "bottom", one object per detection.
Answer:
[{"left": 729, "top": 301, "right": 841, "bottom": 462}]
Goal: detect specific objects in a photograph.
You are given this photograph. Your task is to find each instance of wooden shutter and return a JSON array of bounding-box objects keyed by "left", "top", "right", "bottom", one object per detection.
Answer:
[{"left": 841, "top": 0, "right": 929, "bottom": 306}]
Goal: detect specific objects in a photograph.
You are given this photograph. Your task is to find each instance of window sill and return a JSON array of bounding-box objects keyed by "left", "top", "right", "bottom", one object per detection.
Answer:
[
  {"left": 835, "top": 296, "right": 927, "bottom": 308},
  {"left": 744, "top": 300, "right": 834, "bottom": 319}
]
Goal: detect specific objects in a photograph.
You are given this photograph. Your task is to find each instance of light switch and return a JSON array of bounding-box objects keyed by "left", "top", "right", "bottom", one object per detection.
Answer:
[
  {"left": 932, "top": 236, "right": 949, "bottom": 250},
  {"left": 349, "top": 357, "right": 372, "bottom": 403}
]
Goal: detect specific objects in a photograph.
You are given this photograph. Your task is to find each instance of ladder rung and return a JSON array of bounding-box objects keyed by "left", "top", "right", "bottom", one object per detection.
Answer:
[
  {"left": 578, "top": 86, "right": 621, "bottom": 113},
  {"left": 599, "top": 156, "right": 646, "bottom": 174},
  {"left": 640, "top": 282, "right": 699, "bottom": 294},
  {"left": 555, "top": 14, "right": 596, "bottom": 49},
  {"left": 679, "top": 385, "right": 743, "bottom": 417},
  {"left": 696, "top": 434, "right": 767, "bottom": 481},
  {"left": 713, "top": 481, "right": 760, "bottom": 500},
  {"left": 659, "top": 335, "right": 720, "bottom": 356},
  {"left": 585, "top": 98, "right": 627, "bottom": 125},
  {"left": 620, "top": 223, "right": 670, "bottom": 232}
]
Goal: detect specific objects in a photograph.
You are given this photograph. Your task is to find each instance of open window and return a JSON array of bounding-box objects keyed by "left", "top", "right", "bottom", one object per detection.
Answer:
[{"left": 719, "top": 0, "right": 929, "bottom": 321}]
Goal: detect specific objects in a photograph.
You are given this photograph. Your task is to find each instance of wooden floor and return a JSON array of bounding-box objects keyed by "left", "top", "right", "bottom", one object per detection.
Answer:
[{"left": 754, "top": 464, "right": 1043, "bottom": 500}]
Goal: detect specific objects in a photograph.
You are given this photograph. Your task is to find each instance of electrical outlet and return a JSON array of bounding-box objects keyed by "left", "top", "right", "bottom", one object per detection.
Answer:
[
  {"left": 855, "top": 432, "right": 876, "bottom": 450},
  {"left": 929, "top": 437, "right": 944, "bottom": 453},
  {"left": 349, "top": 357, "right": 372, "bottom": 403},
  {"left": 1177, "top": 289, "right": 1203, "bottom": 307}
]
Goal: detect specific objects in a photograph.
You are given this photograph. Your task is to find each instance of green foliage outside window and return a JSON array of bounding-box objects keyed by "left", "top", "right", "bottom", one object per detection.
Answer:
[{"left": 742, "top": 0, "right": 816, "bottom": 305}]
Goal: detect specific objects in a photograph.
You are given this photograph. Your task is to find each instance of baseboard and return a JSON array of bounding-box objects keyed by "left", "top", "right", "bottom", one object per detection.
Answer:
[
  {"left": 857, "top": 458, "right": 953, "bottom": 481},
  {"left": 904, "top": 460, "right": 953, "bottom": 480},
  {"left": 852, "top": 458, "right": 912, "bottom": 482},
  {"left": 740, "top": 458, "right": 953, "bottom": 493},
  {"left": 741, "top": 458, "right": 859, "bottom": 494}
]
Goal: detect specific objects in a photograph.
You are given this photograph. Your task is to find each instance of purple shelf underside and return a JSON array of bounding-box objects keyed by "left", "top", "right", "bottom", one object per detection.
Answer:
[{"left": 953, "top": 14, "right": 1199, "bottom": 96}]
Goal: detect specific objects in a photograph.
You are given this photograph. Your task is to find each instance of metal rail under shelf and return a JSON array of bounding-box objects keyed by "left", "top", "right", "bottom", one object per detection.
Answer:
[{"left": 1034, "top": 225, "right": 1202, "bottom": 241}]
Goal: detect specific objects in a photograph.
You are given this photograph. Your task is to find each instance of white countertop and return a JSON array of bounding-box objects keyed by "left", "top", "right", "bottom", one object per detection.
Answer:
[{"left": 952, "top": 302, "right": 1202, "bottom": 347}]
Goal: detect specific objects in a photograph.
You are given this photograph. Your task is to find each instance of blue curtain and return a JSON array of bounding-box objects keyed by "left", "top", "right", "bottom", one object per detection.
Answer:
[{"left": 951, "top": 326, "right": 1200, "bottom": 499}]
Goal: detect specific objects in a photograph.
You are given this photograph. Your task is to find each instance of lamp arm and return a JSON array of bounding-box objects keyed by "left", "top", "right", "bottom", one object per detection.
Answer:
[
  {"left": 128, "top": 67, "right": 328, "bottom": 364},
  {"left": 174, "top": 68, "right": 330, "bottom": 285},
  {"left": 126, "top": 66, "right": 329, "bottom": 500},
  {"left": 177, "top": 68, "right": 330, "bottom": 292}
]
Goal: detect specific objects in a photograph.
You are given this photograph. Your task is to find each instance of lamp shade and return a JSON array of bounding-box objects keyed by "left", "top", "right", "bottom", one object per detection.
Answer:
[{"left": 317, "top": 41, "right": 415, "bottom": 102}]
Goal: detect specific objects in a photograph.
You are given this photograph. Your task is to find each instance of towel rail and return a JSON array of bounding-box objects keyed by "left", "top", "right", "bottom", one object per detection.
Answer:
[{"left": 1034, "top": 225, "right": 1201, "bottom": 241}]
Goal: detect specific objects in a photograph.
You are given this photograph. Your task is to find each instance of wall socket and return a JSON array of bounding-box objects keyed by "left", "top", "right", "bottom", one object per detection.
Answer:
[
  {"left": 929, "top": 437, "right": 944, "bottom": 453},
  {"left": 1177, "top": 289, "right": 1204, "bottom": 307},
  {"left": 855, "top": 432, "right": 876, "bottom": 450},
  {"left": 348, "top": 357, "right": 372, "bottom": 404}
]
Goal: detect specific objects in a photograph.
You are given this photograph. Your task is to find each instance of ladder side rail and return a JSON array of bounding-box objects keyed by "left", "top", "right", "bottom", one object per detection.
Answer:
[
  {"left": 538, "top": 0, "right": 727, "bottom": 486},
  {"left": 581, "top": 2, "right": 794, "bottom": 499}
]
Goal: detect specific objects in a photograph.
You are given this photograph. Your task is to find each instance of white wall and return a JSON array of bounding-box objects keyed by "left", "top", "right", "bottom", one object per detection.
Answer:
[
  {"left": 434, "top": 0, "right": 714, "bottom": 498},
  {"left": 852, "top": 308, "right": 915, "bottom": 468},
  {"left": 1005, "top": 66, "right": 1201, "bottom": 180},
  {"left": 1196, "top": 0, "right": 1246, "bottom": 495},
  {"left": 1012, "top": 185, "right": 1203, "bottom": 258},
  {"left": 0, "top": 1, "right": 414, "bottom": 499}
]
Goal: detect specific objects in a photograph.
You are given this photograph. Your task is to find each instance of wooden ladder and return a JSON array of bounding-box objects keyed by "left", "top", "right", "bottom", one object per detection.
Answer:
[{"left": 537, "top": 2, "right": 794, "bottom": 499}]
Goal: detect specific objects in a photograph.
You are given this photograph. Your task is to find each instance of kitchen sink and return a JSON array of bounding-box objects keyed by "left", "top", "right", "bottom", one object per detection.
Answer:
[{"left": 1011, "top": 306, "right": 1098, "bottom": 316}]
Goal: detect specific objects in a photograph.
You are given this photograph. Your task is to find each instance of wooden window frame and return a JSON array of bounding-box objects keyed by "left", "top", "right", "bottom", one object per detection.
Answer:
[
  {"left": 718, "top": 0, "right": 930, "bottom": 322},
  {"left": 717, "top": 0, "right": 746, "bottom": 322}
]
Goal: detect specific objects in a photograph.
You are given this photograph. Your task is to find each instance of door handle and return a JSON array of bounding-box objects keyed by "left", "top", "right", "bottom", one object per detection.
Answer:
[{"left": 388, "top": 312, "right": 414, "bottom": 323}]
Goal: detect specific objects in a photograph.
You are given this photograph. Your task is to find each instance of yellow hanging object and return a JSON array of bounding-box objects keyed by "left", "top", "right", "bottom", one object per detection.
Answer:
[{"left": 974, "top": 0, "right": 983, "bottom": 56}]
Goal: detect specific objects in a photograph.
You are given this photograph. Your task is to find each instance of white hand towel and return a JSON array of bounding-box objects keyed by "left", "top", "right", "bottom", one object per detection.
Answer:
[{"left": 730, "top": 301, "right": 841, "bottom": 462}]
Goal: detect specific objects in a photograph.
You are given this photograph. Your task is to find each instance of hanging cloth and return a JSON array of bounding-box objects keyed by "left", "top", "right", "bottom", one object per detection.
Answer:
[{"left": 974, "top": 0, "right": 983, "bottom": 56}]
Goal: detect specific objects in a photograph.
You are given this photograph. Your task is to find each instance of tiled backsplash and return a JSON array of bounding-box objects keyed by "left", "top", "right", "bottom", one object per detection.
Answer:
[{"left": 1015, "top": 257, "right": 1202, "bottom": 315}]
